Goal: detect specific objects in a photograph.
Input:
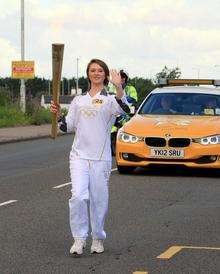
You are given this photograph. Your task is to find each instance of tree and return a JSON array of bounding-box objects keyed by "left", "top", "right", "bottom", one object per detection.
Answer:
[
  {"left": 68, "top": 77, "right": 76, "bottom": 94},
  {"left": 78, "top": 76, "right": 89, "bottom": 93},
  {"left": 26, "top": 77, "right": 48, "bottom": 98},
  {"left": 0, "top": 86, "right": 11, "bottom": 106},
  {"left": 61, "top": 77, "right": 68, "bottom": 95},
  {"left": 155, "top": 66, "right": 181, "bottom": 83},
  {"left": 0, "top": 77, "right": 20, "bottom": 100},
  {"left": 130, "top": 77, "right": 155, "bottom": 106}
]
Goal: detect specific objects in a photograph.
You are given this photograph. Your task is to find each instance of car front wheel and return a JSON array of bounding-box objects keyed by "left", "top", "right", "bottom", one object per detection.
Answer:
[{"left": 117, "top": 165, "right": 136, "bottom": 174}]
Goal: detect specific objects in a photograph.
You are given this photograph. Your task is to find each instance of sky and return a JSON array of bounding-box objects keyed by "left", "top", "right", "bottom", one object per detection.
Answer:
[{"left": 1, "top": 0, "right": 220, "bottom": 80}]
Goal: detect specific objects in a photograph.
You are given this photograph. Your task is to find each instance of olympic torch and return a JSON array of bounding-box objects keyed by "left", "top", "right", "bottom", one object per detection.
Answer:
[{"left": 51, "top": 43, "right": 64, "bottom": 139}]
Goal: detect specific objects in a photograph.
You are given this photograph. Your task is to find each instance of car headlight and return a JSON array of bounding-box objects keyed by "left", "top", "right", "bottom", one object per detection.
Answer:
[
  {"left": 118, "top": 131, "right": 143, "bottom": 143},
  {"left": 193, "top": 135, "right": 220, "bottom": 145}
]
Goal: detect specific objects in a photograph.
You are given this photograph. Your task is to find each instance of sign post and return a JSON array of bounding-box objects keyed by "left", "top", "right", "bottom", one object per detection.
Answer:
[
  {"left": 20, "top": 0, "right": 25, "bottom": 112},
  {"left": 12, "top": 61, "right": 35, "bottom": 79},
  {"left": 11, "top": 60, "right": 35, "bottom": 112}
]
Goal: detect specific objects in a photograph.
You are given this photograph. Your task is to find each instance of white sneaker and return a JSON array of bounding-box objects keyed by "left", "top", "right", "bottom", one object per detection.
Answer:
[
  {"left": 70, "top": 238, "right": 86, "bottom": 255},
  {"left": 90, "top": 239, "right": 104, "bottom": 254}
]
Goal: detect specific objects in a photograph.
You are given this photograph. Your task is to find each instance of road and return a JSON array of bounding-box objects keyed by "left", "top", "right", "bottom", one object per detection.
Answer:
[{"left": 0, "top": 135, "right": 220, "bottom": 274}]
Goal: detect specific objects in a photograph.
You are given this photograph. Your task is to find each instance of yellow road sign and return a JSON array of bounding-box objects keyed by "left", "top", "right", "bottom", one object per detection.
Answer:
[{"left": 12, "top": 61, "right": 35, "bottom": 79}]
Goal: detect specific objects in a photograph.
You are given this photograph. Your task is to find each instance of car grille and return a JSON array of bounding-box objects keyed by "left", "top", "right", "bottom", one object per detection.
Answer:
[
  {"left": 168, "top": 138, "right": 191, "bottom": 147},
  {"left": 145, "top": 137, "right": 191, "bottom": 148},
  {"left": 145, "top": 137, "right": 166, "bottom": 147}
]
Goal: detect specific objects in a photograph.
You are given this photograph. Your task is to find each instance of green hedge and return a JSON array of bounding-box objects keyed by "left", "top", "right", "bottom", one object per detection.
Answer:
[
  {"left": 0, "top": 88, "right": 11, "bottom": 107},
  {"left": 29, "top": 107, "right": 52, "bottom": 125},
  {"left": 0, "top": 104, "right": 52, "bottom": 128},
  {"left": 0, "top": 105, "right": 30, "bottom": 128}
]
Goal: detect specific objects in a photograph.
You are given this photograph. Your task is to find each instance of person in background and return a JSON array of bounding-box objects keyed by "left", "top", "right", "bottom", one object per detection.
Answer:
[
  {"left": 204, "top": 97, "right": 217, "bottom": 108},
  {"left": 153, "top": 95, "right": 176, "bottom": 114},
  {"left": 50, "top": 59, "right": 130, "bottom": 256},
  {"left": 108, "top": 69, "right": 138, "bottom": 111}
]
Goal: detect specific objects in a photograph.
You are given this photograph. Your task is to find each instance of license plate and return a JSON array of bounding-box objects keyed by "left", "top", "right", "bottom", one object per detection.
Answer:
[{"left": 150, "top": 148, "right": 184, "bottom": 158}]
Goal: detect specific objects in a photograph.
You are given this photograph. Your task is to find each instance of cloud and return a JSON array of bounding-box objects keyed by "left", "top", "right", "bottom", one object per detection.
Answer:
[
  {"left": 0, "top": 38, "right": 19, "bottom": 76},
  {"left": 0, "top": 0, "right": 19, "bottom": 19},
  {"left": 1, "top": 0, "right": 220, "bottom": 79}
]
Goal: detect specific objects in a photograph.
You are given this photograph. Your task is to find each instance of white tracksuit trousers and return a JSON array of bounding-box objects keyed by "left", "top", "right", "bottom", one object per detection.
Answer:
[{"left": 69, "top": 154, "right": 111, "bottom": 240}]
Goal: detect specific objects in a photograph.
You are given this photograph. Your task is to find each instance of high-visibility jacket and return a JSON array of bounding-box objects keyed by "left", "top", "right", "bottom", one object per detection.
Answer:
[
  {"left": 124, "top": 85, "right": 138, "bottom": 102},
  {"left": 108, "top": 84, "right": 138, "bottom": 103},
  {"left": 108, "top": 84, "right": 137, "bottom": 133}
]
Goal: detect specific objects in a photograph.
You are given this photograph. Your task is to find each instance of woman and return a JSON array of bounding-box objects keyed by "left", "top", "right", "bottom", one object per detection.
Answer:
[{"left": 51, "top": 59, "right": 129, "bottom": 256}]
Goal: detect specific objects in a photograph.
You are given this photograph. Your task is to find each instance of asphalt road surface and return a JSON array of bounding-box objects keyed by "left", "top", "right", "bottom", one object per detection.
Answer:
[{"left": 0, "top": 135, "right": 220, "bottom": 274}]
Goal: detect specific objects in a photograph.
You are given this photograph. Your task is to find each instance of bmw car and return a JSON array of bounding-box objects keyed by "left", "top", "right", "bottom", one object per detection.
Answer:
[{"left": 116, "top": 79, "right": 220, "bottom": 173}]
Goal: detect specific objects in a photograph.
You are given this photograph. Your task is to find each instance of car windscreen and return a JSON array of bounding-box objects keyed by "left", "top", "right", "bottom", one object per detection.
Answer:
[{"left": 138, "top": 93, "right": 220, "bottom": 116}]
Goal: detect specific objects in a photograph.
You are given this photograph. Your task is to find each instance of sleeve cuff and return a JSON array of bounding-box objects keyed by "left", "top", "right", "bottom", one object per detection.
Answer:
[
  {"left": 115, "top": 96, "right": 130, "bottom": 114},
  {"left": 58, "top": 116, "right": 67, "bottom": 132}
]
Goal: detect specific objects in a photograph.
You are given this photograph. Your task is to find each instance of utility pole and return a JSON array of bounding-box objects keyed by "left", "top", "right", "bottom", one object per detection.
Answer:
[
  {"left": 197, "top": 69, "right": 200, "bottom": 79},
  {"left": 76, "top": 57, "right": 79, "bottom": 94},
  {"left": 20, "top": 0, "right": 26, "bottom": 112},
  {"left": 192, "top": 67, "right": 200, "bottom": 79},
  {"left": 214, "top": 65, "right": 220, "bottom": 78}
]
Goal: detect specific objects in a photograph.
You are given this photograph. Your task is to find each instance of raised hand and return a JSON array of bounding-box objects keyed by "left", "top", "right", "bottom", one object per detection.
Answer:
[{"left": 109, "top": 69, "right": 122, "bottom": 88}]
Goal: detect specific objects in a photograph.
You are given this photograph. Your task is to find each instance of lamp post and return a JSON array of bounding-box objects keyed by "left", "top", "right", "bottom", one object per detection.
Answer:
[
  {"left": 20, "top": 0, "right": 26, "bottom": 112},
  {"left": 192, "top": 67, "right": 200, "bottom": 79},
  {"left": 214, "top": 65, "right": 220, "bottom": 78}
]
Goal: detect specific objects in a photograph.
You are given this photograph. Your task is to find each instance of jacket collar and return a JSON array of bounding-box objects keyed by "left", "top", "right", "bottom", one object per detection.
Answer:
[
  {"left": 83, "top": 88, "right": 108, "bottom": 96},
  {"left": 100, "top": 88, "right": 108, "bottom": 96}
]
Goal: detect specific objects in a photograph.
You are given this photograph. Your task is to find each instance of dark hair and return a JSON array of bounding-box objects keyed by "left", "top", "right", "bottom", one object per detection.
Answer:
[
  {"left": 120, "top": 70, "right": 128, "bottom": 84},
  {"left": 86, "top": 59, "right": 109, "bottom": 86}
]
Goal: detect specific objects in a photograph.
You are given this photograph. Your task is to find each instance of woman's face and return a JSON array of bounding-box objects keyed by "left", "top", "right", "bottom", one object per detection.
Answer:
[{"left": 88, "top": 63, "right": 106, "bottom": 85}]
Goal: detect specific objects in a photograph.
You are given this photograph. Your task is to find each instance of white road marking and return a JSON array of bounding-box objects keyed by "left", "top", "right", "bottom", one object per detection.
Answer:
[
  {"left": 133, "top": 272, "right": 148, "bottom": 274},
  {"left": 53, "top": 168, "right": 118, "bottom": 189},
  {"left": 53, "top": 182, "right": 71, "bottom": 189},
  {"left": 0, "top": 200, "right": 17, "bottom": 207}
]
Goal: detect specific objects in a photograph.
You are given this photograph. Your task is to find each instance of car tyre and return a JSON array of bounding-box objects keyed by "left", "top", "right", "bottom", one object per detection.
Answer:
[{"left": 117, "top": 165, "right": 136, "bottom": 174}]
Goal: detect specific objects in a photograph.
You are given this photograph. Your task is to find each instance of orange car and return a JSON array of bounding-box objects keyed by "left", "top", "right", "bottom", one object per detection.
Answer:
[{"left": 116, "top": 79, "right": 220, "bottom": 173}]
